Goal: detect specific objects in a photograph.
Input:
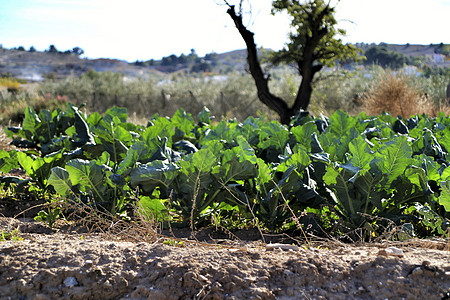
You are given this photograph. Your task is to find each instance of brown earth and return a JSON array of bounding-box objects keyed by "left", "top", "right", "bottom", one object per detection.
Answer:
[{"left": 0, "top": 213, "right": 449, "bottom": 300}]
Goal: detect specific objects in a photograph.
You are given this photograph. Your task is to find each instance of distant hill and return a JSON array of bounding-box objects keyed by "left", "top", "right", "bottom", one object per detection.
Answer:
[
  {"left": 0, "top": 43, "right": 448, "bottom": 82},
  {"left": 357, "top": 43, "right": 450, "bottom": 67}
]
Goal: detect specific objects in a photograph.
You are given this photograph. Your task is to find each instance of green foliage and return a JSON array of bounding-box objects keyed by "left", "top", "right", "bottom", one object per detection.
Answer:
[
  {"left": 271, "top": 0, "right": 361, "bottom": 68},
  {"left": 2, "top": 104, "right": 449, "bottom": 237},
  {"left": 0, "top": 227, "right": 23, "bottom": 241},
  {"left": 364, "top": 46, "right": 408, "bottom": 69}
]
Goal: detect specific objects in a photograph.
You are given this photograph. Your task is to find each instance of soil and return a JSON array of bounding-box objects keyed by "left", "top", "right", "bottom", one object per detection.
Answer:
[{"left": 0, "top": 212, "right": 448, "bottom": 300}]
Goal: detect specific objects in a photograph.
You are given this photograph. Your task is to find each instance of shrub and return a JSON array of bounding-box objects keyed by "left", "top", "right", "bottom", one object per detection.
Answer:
[
  {"left": 361, "top": 72, "right": 435, "bottom": 118},
  {"left": 0, "top": 77, "right": 20, "bottom": 93}
]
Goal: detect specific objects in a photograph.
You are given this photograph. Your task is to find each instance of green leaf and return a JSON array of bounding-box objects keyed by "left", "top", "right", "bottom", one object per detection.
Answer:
[
  {"left": 130, "top": 160, "right": 179, "bottom": 193},
  {"left": 138, "top": 196, "right": 168, "bottom": 221},
  {"left": 65, "top": 159, "right": 106, "bottom": 202},
  {"left": 218, "top": 158, "right": 258, "bottom": 182},
  {"left": 117, "top": 142, "right": 149, "bottom": 174},
  {"left": 235, "top": 117, "right": 261, "bottom": 146},
  {"left": 171, "top": 108, "right": 195, "bottom": 137},
  {"left": 103, "top": 106, "right": 127, "bottom": 124},
  {"left": 349, "top": 135, "right": 373, "bottom": 171},
  {"left": 179, "top": 149, "right": 217, "bottom": 175},
  {"left": 258, "top": 121, "right": 289, "bottom": 151},
  {"left": 48, "top": 167, "right": 73, "bottom": 197},
  {"left": 327, "top": 110, "right": 357, "bottom": 138},
  {"left": 141, "top": 117, "right": 175, "bottom": 145},
  {"left": 198, "top": 107, "right": 211, "bottom": 124},
  {"left": 291, "top": 122, "right": 318, "bottom": 151},
  {"left": 439, "top": 181, "right": 450, "bottom": 212},
  {"left": 22, "top": 106, "right": 39, "bottom": 140},
  {"left": 234, "top": 135, "right": 257, "bottom": 164},
  {"left": 0, "top": 150, "right": 18, "bottom": 174},
  {"left": 277, "top": 146, "right": 310, "bottom": 173},
  {"left": 374, "top": 136, "right": 413, "bottom": 185},
  {"left": 256, "top": 158, "right": 272, "bottom": 186}
]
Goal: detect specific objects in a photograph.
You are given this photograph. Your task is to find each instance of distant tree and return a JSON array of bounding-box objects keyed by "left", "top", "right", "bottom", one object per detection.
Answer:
[
  {"left": 187, "top": 49, "right": 199, "bottom": 64},
  {"left": 191, "top": 61, "right": 212, "bottom": 73},
  {"left": 364, "top": 46, "right": 406, "bottom": 69},
  {"left": 225, "top": 0, "right": 361, "bottom": 124},
  {"left": 161, "top": 54, "right": 179, "bottom": 66},
  {"left": 72, "top": 47, "right": 84, "bottom": 56},
  {"left": 47, "top": 44, "right": 58, "bottom": 53},
  {"left": 205, "top": 52, "right": 219, "bottom": 66},
  {"left": 178, "top": 54, "right": 188, "bottom": 65},
  {"left": 29, "top": 46, "right": 36, "bottom": 52},
  {"left": 437, "top": 43, "right": 450, "bottom": 56},
  {"left": 17, "top": 46, "right": 25, "bottom": 51}
]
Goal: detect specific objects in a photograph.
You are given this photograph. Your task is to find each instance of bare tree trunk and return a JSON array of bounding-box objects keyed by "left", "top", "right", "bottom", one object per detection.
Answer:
[
  {"left": 227, "top": 6, "right": 292, "bottom": 124},
  {"left": 226, "top": 4, "right": 330, "bottom": 123}
]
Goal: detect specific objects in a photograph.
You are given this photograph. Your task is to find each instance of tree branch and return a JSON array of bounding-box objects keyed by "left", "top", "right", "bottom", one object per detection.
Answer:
[{"left": 226, "top": 5, "right": 291, "bottom": 124}]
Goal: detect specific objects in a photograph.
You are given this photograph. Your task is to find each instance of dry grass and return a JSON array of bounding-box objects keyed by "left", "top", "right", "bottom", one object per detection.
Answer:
[{"left": 361, "top": 72, "right": 450, "bottom": 118}]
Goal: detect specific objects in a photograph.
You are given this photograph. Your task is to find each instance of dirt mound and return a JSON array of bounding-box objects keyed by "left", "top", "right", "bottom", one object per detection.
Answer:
[{"left": 0, "top": 217, "right": 449, "bottom": 300}]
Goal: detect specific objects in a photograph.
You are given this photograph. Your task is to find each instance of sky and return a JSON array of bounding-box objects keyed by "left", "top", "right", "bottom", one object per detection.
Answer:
[{"left": 0, "top": 0, "right": 449, "bottom": 62}]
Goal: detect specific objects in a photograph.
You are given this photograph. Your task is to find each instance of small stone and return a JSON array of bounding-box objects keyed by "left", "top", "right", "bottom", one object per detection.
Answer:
[
  {"left": 266, "top": 243, "right": 299, "bottom": 251},
  {"left": 64, "top": 276, "right": 78, "bottom": 287},
  {"left": 378, "top": 247, "right": 403, "bottom": 257},
  {"left": 422, "top": 260, "right": 431, "bottom": 267},
  {"left": 85, "top": 260, "right": 94, "bottom": 267}
]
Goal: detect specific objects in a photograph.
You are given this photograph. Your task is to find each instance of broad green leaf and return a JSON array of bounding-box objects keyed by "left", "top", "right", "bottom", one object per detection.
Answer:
[
  {"left": 65, "top": 159, "right": 106, "bottom": 202},
  {"left": 0, "top": 150, "right": 18, "bottom": 174},
  {"left": 179, "top": 149, "right": 217, "bottom": 175},
  {"left": 48, "top": 167, "right": 73, "bottom": 197},
  {"left": 73, "top": 108, "right": 95, "bottom": 147},
  {"left": 218, "top": 158, "right": 258, "bottom": 182},
  {"left": 258, "top": 121, "right": 289, "bottom": 151},
  {"left": 374, "top": 136, "right": 413, "bottom": 185},
  {"left": 138, "top": 196, "right": 168, "bottom": 221},
  {"left": 353, "top": 171, "right": 385, "bottom": 210},
  {"left": 291, "top": 122, "right": 318, "bottom": 151},
  {"left": 235, "top": 117, "right": 260, "bottom": 147},
  {"left": 327, "top": 110, "right": 357, "bottom": 138},
  {"left": 234, "top": 135, "right": 257, "bottom": 164},
  {"left": 103, "top": 106, "right": 127, "bottom": 124},
  {"left": 118, "top": 142, "right": 149, "bottom": 174},
  {"left": 203, "top": 120, "right": 234, "bottom": 144},
  {"left": 141, "top": 117, "right": 175, "bottom": 145},
  {"left": 198, "top": 107, "right": 211, "bottom": 124},
  {"left": 22, "top": 106, "right": 39, "bottom": 140},
  {"left": 323, "top": 164, "right": 339, "bottom": 186},
  {"left": 171, "top": 108, "right": 195, "bottom": 137},
  {"left": 17, "top": 152, "right": 45, "bottom": 178},
  {"left": 277, "top": 146, "right": 310, "bottom": 173},
  {"left": 130, "top": 160, "right": 179, "bottom": 193},
  {"left": 201, "top": 140, "right": 224, "bottom": 158},
  {"left": 87, "top": 112, "right": 103, "bottom": 127},
  {"left": 439, "top": 181, "right": 450, "bottom": 212},
  {"left": 349, "top": 136, "right": 373, "bottom": 172},
  {"left": 256, "top": 158, "right": 272, "bottom": 186}
]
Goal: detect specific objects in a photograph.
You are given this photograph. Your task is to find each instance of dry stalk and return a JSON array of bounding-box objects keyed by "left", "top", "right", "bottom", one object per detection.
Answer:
[
  {"left": 270, "top": 178, "right": 311, "bottom": 247},
  {"left": 220, "top": 181, "right": 266, "bottom": 244}
]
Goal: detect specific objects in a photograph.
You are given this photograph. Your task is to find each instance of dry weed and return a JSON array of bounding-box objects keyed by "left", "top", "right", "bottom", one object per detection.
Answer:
[{"left": 361, "top": 72, "right": 437, "bottom": 118}]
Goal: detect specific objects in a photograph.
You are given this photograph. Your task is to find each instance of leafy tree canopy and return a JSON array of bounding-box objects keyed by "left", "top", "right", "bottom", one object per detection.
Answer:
[{"left": 270, "top": 0, "right": 361, "bottom": 71}]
